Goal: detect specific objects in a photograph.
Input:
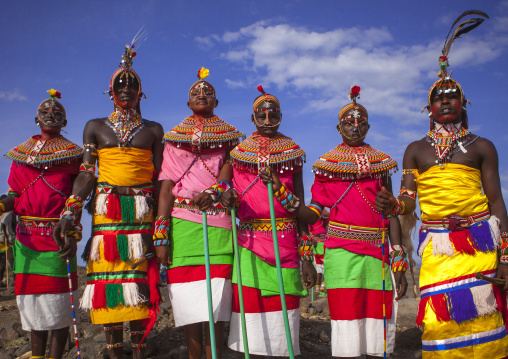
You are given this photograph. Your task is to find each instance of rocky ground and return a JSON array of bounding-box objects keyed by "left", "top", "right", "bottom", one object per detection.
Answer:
[{"left": 0, "top": 267, "right": 422, "bottom": 358}]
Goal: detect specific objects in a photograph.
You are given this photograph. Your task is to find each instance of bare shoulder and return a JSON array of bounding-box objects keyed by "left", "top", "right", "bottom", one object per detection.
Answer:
[
  {"left": 404, "top": 137, "right": 428, "bottom": 156},
  {"left": 143, "top": 119, "right": 164, "bottom": 136},
  {"left": 84, "top": 118, "right": 108, "bottom": 133}
]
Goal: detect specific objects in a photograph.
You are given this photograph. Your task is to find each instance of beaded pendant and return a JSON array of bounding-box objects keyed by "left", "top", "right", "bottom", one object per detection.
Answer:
[{"left": 426, "top": 127, "right": 470, "bottom": 165}]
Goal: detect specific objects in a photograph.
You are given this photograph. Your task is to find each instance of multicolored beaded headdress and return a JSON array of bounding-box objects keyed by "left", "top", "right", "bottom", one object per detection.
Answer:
[
  {"left": 338, "top": 85, "right": 367, "bottom": 120},
  {"left": 188, "top": 67, "right": 216, "bottom": 99},
  {"left": 37, "top": 89, "right": 66, "bottom": 127},
  {"left": 109, "top": 29, "right": 146, "bottom": 96},
  {"left": 425, "top": 10, "right": 489, "bottom": 129},
  {"left": 253, "top": 85, "right": 280, "bottom": 112}
]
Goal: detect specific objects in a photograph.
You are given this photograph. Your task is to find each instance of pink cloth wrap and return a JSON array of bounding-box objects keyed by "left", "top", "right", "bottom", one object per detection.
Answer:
[
  {"left": 159, "top": 143, "right": 231, "bottom": 229},
  {"left": 8, "top": 161, "right": 78, "bottom": 252},
  {"left": 234, "top": 167, "right": 300, "bottom": 268},
  {"left": 311, "top": 175, "right": 389, "bottom": 262}
]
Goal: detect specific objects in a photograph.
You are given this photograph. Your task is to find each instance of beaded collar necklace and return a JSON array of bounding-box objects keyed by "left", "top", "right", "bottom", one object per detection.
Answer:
[
  {"left": 312, "top": 143, "right": 397, "bottom": 180},
  {"left": 230, "top": 132, "right": 305, "bottom": 175},
  {"left": 426, "top": 123, "right": 470, "bottom": 165},
  {"left": 6, "top": 135, "right": 83, "bottom": 168},
  {"left": 106, "top": 108, "right": 144, "bottom": 147}
]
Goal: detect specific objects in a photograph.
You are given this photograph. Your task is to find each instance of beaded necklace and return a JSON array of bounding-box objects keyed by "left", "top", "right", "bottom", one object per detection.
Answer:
[
  {"left": 426, "top": 126, "right": 470, "bottom": 165},
  {"left": 6, "top": 135, "right": 83, "bottom": 168},
  {"left": 164, "top": 116, "right": 244, "bottom": 152},
  {"left": 106, "top": 109, "right": 144, "bottom": 147},
  {"left": 312, "top": 143, "right": 397, "bottom": 180},
  {"left": 230, "top": 132, "right": 306, "bottom": 175}
]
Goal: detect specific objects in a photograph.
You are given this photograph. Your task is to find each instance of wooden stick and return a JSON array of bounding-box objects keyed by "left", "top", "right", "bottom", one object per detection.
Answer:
[
  {"left": 66, "top": 256, "right": 81, "bottom": 358},
  {"left": 130, "top": 252, "right": 155, "bottom": 269},
  {"left": 231, "top": 207, "right": 250, "bottom": 358},
  {"left": 202, "top": 212, "right": 217, "bottom": 359},
  {"left": 268, "top": 184, "right": 294, "bottom": 358},
  {"left": 381, "top": 214, "right": 387, "bottom": 359},
  {"left": 475, "top": 272, "right": 506, "bottom": 286}
]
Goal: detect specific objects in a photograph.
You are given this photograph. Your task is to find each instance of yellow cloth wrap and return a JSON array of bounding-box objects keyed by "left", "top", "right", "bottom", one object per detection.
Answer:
[
  {"left": 89, "top": 241, "right": 149, "bottom": 324},
  {"left": 97, "top": 147, "right": 154, "bottom": 186},
  {"left": 416, "top": 164, "right": 489, "bottom": 221},
  {"left": 420, "top": 245, "right": 508, "bottom": 358}
]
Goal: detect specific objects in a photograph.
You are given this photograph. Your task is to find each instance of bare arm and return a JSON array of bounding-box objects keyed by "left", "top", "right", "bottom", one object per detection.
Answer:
[
  {"left": 151, "top": 123, "right": 165, "bottom": 206},
  {"left": 376, "top": 142, "right": 419, "bottom": 215},
  {"left": 155, "top": 179, "right": 175, "bottom": 266},
  {"left": 479, "top": 139, "right": 508, "bottom": 231}
]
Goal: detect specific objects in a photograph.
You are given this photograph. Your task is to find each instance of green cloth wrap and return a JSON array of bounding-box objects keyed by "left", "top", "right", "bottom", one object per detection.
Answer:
[
  {"left": 169, "top": 218, "right": 233, "bottom": 268},
  {"left": 232, "top": 245, "right": 306, "bottom": 297},
  {"left": 324, "top": 247, "right": 392, "bottom": 291}
]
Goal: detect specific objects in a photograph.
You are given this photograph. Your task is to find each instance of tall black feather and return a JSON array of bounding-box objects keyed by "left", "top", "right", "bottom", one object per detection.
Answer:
[{"left": 442, "top": 10, "right": 489, "bottom": 58}]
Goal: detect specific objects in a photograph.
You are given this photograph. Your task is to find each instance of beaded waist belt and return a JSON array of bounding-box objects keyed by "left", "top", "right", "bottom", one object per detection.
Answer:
[
  {"left": 18, "top": 216, "right": 59, "bottom": 236},
  {"left": 421, "top": 210, "right": 490, "bottom": 229},
  {"left": 327, "top": 221, "right": 383, "bottom": 242},
  {"left": 174, "top": 196, "right": 229, "bottom": 215},
  {"left": 239, "top": 218, "right": 297, "bottom": 232},
  {"left": 96, "top": 182, "right": 154, "bottom": 198}
]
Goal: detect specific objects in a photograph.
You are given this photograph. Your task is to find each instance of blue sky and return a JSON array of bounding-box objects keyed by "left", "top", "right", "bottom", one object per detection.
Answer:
[{"left": 1, "top": 1, "right": 508, "bottom": 264}]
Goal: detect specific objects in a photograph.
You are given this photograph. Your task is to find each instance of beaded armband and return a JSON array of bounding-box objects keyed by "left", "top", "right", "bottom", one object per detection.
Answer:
[
  {"left": 402, "top": 169, "right": 417, "bottom": 182},
  {"left": 298, "top": 235, "right": 315, "bottom": 261},
  {"left": 203, "top": 181, "right": 230, "bottom": 203},
  {"left": 307, "top": 203, "right": 324, "bottom": 217},
  {"left": 388, "top": 198, "right": 405, "bottom": 217},
  {"left": 83, "top": 143, "right": 98, "bottom": 156},
  {"left": 7, "top": 188, "right": 19, "bottom": 197},
  {"left": 274, "top": 184, "right": 301, "bottom": 212},
  {"left": 0, "top": 202, "right": 5, "bottom": 216},
  {"left": 153, "top": 215, "right": 171, "bottom": 247},
  {"left": 500, "top": 232, "right": 508, "bottom": 265},
  {"left": 399, "top": 188, "right": 416, "bottom": 201},
  {"left": 390, "top": 245, "right": 409, "bottom": 272},
  {"left": 60, "top": 195, "right": 84, "bottom": 242},
  {"left": 79, "top": 163, "right": 96, "bottom": 176},
  {"left": 60, "top": 195, "right": 84, "bottom": 221}
]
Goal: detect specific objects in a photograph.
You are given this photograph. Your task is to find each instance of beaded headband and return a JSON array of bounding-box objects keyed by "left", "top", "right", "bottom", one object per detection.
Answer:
[
  {"left": 338, "top": 85, "right": 368, "bottom": 121},
  {"left": 189, "top": 67, "right": 216, "bottom": 99},
  {"left": 37, "top": 89, "right": 66, "bottom": 126},
  {"left": 253, "top": 85, "right": 280, "bottom": 112}
]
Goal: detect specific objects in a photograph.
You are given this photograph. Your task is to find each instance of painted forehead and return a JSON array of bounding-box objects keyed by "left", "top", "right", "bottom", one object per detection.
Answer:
[
  {"left": 253, "top": 95, "right": 280, "bottom": 112},
  {"left": 338, "top": 103, "right": 368, "bottom": 120},
  {"left": 189, "top": 81, "right": 216, "bottom": 96}
]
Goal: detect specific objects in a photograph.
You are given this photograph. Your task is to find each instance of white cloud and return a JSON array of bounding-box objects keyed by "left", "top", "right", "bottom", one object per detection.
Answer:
[
  {"left": 0, "top": 90, "right": 27, "bottom": 102},
  {"left": 197, "top": 20, "right": 507, "bottom": 126},
  {"left": 225, "top": 79, "right": 246, "bottom": 89}
]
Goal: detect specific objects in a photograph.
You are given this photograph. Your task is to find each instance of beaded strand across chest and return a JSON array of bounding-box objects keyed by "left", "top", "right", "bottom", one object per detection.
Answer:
[{"left": 106, "top": 109, "right": 144, "bottom": 147}]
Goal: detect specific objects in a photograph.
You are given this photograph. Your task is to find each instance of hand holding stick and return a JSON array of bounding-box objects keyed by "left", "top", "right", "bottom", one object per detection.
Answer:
[
  {"left": 475, "top": 272, "right": 507, "bottom": 286},
  {"left": 130, "top": 252, "right": 155, "bottom": 269}
]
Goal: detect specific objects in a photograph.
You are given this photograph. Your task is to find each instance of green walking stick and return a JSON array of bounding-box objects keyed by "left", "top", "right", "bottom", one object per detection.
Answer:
[
  {"left": 267, "top": 184, "right": 295, "bottom": 358},
  {"left": 231, "top": 207, "right": 250, "bottom": 358},
  {"left": 202, "top": 212, "right": 217, "bottom": 359}
]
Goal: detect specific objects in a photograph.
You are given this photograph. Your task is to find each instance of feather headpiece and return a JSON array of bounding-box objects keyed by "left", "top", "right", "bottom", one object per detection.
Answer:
[
  {"left": 109, "top": 28, "right": 147, "bottom": 94},
  {"left": 427, "top": 11, "right": 488, "bottom": 106},
  {"left": 339, "top": 85, "right": 367, "bottom": 121}
]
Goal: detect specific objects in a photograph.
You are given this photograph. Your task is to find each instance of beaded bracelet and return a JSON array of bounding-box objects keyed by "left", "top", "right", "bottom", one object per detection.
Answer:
[
  {"left": 7, "top": 188, "right": 19, "bottom": 197},
  {"left": 274, "top": 185, "right": 301, "bottom": 212},
  {"left": 0, "top": 202, "right": 5, "bottom": 216},
  {"left": 79, "top": 162, "right": 96, "bottom": 176},
  {"left": 399, "top": 188, "right": 416, "bottom": 201},
  {"left": 298, "top": 235, "right": 315, "bottom": 261},
  {"left": 500, "top": 232, "right": 508, "bottom": 265},
  {"left": 60, "top": 195, "right": 84, "bottom": 221},
  {"left": 388, "top": 198, "right": 405, "bottom": 217},
  {"left": 307, "top": 203, "right": 324, "bottom": 217},
  {"left": 153, "top": 215, "right": 171, "bottom": 246},
  {"left": 390, "top": 245, "right": 409, "bottom": 272},
  {"left": 203, "top": 181, "right": 231, "bottom": 204}
]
